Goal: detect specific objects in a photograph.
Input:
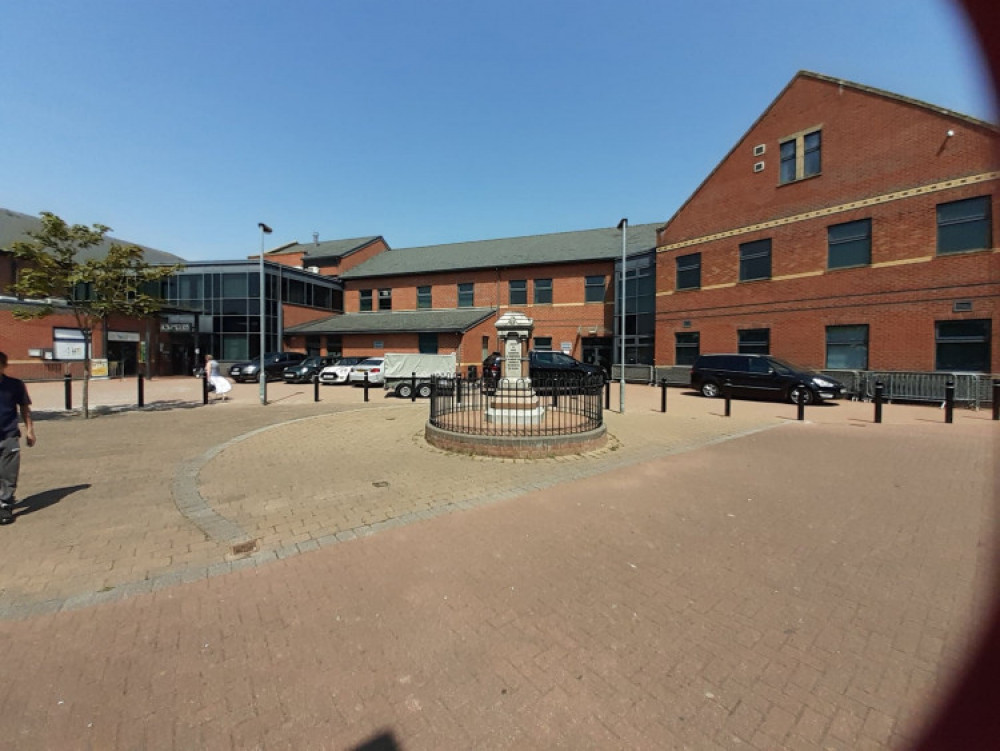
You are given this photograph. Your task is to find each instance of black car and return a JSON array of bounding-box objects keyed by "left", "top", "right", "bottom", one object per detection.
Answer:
[
  {"left": 229, "top": 352, "right": 306, "bottom": 383},
  {"left": 689, "top": 353, "right": 845, "bottom": 404},
  {"left": 282, "top": 355, "right": 340, "bottom": 384},
  {"left": 481, "top": 350, "right": 605, "bottom": 394}
]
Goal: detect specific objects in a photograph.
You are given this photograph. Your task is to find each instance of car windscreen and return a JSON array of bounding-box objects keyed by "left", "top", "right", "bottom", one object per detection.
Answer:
[
  {"left": 767, "top": 357, "right": 808, "bottom": 375},
  {"left": 300, "top": 357, "right": 322, "bottom": 367}
]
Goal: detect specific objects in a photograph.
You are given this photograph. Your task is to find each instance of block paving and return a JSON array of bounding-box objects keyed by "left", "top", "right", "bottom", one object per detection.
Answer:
[{"left": 0, "top": 375, "right": 995, "bottom": 749}]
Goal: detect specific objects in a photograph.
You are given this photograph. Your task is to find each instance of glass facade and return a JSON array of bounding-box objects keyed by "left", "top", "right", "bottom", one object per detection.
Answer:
[
  {"left": 163, "top": 261, "right": 342, "bottom": 362},
  {"left": 614, "top": 251, "right": 656, "bottom": 365}
]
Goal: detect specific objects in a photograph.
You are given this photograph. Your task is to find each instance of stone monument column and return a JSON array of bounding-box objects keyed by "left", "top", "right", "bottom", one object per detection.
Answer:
[{"left": 487, "top": 311, "right": 545, "bottom": 425}]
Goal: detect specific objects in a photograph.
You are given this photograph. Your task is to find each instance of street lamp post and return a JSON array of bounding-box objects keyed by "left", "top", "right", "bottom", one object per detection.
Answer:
[
  {"left": 258, "top": 222, "right": 272, "bottom": 406},
  {"left": 617, "top": 218, "right": 627, "bottom": 414}
]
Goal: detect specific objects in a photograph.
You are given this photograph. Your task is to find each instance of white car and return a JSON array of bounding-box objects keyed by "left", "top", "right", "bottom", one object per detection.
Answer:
[
  {"left": 318, "top": 357, "right": 365, "bottom": 385},
  {"left": 348, "top": 357, "right": 386, "bottom": 386}
]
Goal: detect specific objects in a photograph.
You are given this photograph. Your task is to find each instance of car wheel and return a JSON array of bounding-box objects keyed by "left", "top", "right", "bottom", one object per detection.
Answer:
[
  {"left": 395, "top": 382, "right": 414, "bottom": 399},
  {"left": 700, "top": 381, "right": 721, "bottom": 399},
  {"left": 417, "top": 383, "right": 433, "bottom": 399},
  {"left": 790, "top": 385, "right": 814, "bottom": 405}
]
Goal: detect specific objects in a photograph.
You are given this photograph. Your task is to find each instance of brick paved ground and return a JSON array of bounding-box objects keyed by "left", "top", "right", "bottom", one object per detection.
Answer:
[{"left": 0, "top": 376, "right": 995, "bottom": 749}]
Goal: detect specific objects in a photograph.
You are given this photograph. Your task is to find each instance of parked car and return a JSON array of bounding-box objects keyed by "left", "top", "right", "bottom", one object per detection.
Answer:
[
  {"left": 690, "top": 353, "right": 845, "bottom": 404},
  {"left": 229, "top": 352, "right": 306, "bottom": 383},
  {"left": 318, "top": 356, "right": 365, "bottom": 385},
  {"left": 348, "top": 357, "right": 386, "bottom": 386},
  {"left": 282, "top": 354, "right": 340, "bottom": 384},
  {"left": 481, "top": 350, "right": 605, "bottom": 394}
]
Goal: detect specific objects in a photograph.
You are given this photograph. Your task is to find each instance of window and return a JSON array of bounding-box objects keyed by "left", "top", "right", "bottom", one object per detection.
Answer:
[
  {"left": 534, "top": 278, "right": 552, "bottom": 304},
  {"left": 937, "top": 196, "right": 992, "bottom": 254},
  {"left": 779, "top": 129, "right": 821, "bottom": 184},
  {"left": 509, "top": 280, "right": 527, "bottom": 305},
  {"left": 418, "top": 333, "right": 439, "bottom": 354},
  {"left": 482, "top": 335, "right": 491, "bottom": 361},
  {"left": 826, "top": 325, "right": 869, "bottom": 369},
  {"left": 675, "top": 332, "right": 700, "bottom": 366},
  {"left": 739, "top": 239, "right": 772, "bottom": 281},
  {"left": 457, "top": 282, "right": 474, "bottom": 308},
  {"left": 378, "top": 288, "right": 392, "bottom": 311},
  {"left": 676, "top": 253, "right": 701, "bottom": 290},
  {"left": 738, "top": 328, "right": 770, "bottom": 355},
  {"left": 534, "top": 336, "right": 552, "bottom": 350},
  {"left": 935, "top": 319, "right": 991, "bottom": 371},
  {"left": 417, "top": 286, "right": 431, "bottom": 309},
  {"left": 585, "top": 275, "right": 605, "bottom": 303},
  {"left": 359, "top": 289, "right": 372, "bottom": 312},
  {"left": 828, "top": 219, "right": 872, "bottom": 269}
]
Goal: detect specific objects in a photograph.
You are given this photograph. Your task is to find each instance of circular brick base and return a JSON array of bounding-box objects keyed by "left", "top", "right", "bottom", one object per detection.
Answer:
[{"left": 425, "top": 422, "right": 607, "bottom": 459}]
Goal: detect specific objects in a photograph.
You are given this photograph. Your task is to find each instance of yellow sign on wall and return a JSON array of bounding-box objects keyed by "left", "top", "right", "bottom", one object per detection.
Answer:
[{"left": 91, "top": 359, "right": 109, "bottom": 378}]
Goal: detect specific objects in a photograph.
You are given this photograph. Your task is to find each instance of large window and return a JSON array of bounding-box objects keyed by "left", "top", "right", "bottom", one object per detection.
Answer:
[
  {"left": 828, "top": 219, "right": 872, "bottom": 269},
  {"left": 585, "top": 275, "right": 605, "bottom": 303},
  {"left": 738, "top": 328, "right": 770, "bottom": 355},
  {"left": 675, "top": 332, "right": 700, "bottom": 366},
  {"left": 826, "top": 325, "right": 869, "bottom": 369},
  {"left": 418, "top": 333, "right": 439, "bottom": 354},
  {"left": 534, "top": 278, "right": 552, "bottom": 304},
  {"left": 417, "top": 286, "right": 432, "bottom": 309},
  {"left": 676, "top": 253, "right": 701, "bottom": 290},
  {"left": 359, "top": 289, "right": 372, "bottom": 312},
  {"left": 509, "top": 280, "right": 527, "bottom": 305},
  {"left": 378, "top": 288, "right": 392, "bottom": 311},
  {"left": 739, "top": 239, "right": 772, "bottom": 281},
  {"left": 935, "top": 319, "right": 991, "bottom": 371},
  {"left": 779, "top": 129, "right": 821, "bottom": 184},
  {"left": 457, "top": 282, "right": 474, "bottom": 308},
  {"left": 937, "top": 196, "right": 992, "bottom": 254},
  {"left": 533, "top": 336, "right": 552, "bottom": 350}
]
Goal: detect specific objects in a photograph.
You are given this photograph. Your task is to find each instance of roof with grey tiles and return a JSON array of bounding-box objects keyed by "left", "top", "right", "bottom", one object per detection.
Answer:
[
  {"left": 285, "top": 307, "right": 496, "bottom": 335},
  {"left": 339, "top": 223, "right": 660, "bottom": 280},
  {"left": 269, "top": 236, "right": 386, "bottom": 263},
  {"left": 0, "top": 208, "right": 186, "bottom": 265}
]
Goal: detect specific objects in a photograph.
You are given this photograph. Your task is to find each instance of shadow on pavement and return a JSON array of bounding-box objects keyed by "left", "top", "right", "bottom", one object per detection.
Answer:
[
  {"left": 31, "top": 400, "right": 204, "bottom": 420},
  {"left": 352, "top": 731, "right": 401, "bottom": 751},
  {"left": 13, "top": 484, "right": 91, "bottom": 517}
]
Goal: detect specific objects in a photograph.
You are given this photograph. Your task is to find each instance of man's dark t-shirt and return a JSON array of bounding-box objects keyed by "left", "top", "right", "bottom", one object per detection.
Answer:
[{"left": 0, "top": 375, "right": 31, "bottom": 439}]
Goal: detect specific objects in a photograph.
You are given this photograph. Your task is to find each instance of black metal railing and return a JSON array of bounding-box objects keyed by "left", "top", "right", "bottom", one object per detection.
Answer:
[{"left": 429, "top": 374, "right": 604, "bottom": 437}]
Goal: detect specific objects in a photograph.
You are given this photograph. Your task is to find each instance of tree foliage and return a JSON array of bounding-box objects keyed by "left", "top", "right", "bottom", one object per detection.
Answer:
[{"left": 6, "top": 211, "right": 182, "bottom": 416}]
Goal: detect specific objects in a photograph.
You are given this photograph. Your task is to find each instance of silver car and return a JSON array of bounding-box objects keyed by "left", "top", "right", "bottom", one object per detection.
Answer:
[{"left": 348, "top": 357, "right": 386, "bottom": 386}]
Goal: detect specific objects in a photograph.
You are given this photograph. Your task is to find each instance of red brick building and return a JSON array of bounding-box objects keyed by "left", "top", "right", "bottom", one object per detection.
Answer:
[
  {"left": 655, "top": 71, "right": 998, "bottom": 377},
  {"left": 284, "top": 225, "right": 659, "bottom": 374}
]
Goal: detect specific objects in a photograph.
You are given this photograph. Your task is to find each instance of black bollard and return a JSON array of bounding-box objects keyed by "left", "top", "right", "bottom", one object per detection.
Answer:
[
  {"left": 874, "top": 381, "right": 884, "bottom": 424},
  {"left": 552, "top": 376, "right": 559, "bottom": 408},
  {"left": 137, "top": 367, "right": 145, "bottom": 408},
  {"left": 796, "top": 391, "right": 805, "bottom": 421},
  {"left": 605, "top": 379, "right": 610, "bottom": 410},
  {"left": 64, "top": 372, "right": 72, "bottom": 411},
  {"left": 456, "top": 374, "right": 463, "bottom": 405},
  {"left": 411, "top": 372, "right": 417, "bottom": 403},
  {"left": 992, "top": 380, "right": 999, "bottom": 421},
  {"left": 724, "top": 380, "right": 732, "bottom": 417},
  {"left": 313, "top": 374, "right": 320, "bottom": 402},
  {"left": 202, "top": 371, "right": 209, "bottom": 405},
  {"left": 364, "top": 371, "right": 370, "bottom": 403},
  {"left": 945, "top": 380, "right": 955, "bottom": 423},
  {"left": 660, "top": 378, "right": 667, "bottom": 413}
]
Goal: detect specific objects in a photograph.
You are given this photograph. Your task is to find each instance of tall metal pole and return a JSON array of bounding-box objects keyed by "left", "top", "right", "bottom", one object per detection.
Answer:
[
  {"left": 258, "top": 222, "right": 272, "bottom": 406},
  {"left": 617, "top": 218, "right": 627, "bottom": 414}
]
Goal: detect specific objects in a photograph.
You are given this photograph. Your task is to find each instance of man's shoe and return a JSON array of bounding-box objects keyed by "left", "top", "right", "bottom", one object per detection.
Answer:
[{"left": 0, "top": 506, "right": 14, "bottom": 525}]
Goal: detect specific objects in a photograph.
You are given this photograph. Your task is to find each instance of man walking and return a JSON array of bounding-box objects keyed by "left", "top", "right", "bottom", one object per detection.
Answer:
[{"left": 0, "top": 352, "right": 35, "bottom": 525}]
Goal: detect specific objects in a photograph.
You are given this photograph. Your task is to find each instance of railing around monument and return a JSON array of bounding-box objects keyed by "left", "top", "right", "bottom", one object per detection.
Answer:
[{"left": 429, "top": 374, "right": 604, "bottom": 437}]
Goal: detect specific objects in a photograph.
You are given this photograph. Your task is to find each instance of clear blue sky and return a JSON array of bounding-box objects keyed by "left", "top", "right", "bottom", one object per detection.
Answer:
[{"left": 1, "top": 0, "right": 995, "bottom": 261}]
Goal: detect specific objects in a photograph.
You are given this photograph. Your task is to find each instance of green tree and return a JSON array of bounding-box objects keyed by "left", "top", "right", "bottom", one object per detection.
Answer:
[{"left": 7, "top": 211, "right": 182, "bottom": 418}]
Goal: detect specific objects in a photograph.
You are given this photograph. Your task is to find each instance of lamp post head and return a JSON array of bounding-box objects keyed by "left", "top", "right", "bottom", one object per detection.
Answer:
[
  {"left": 617, "top": 218, "right": 628, "bottom": 230},
  {"left": 258, "top": 223, "right": 272, "bottom": 234}
]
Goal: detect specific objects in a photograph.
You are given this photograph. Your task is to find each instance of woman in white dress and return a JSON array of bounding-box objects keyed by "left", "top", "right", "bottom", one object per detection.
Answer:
[{"left": 205, "top": 354, "right": 233, "bottom": 400}]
